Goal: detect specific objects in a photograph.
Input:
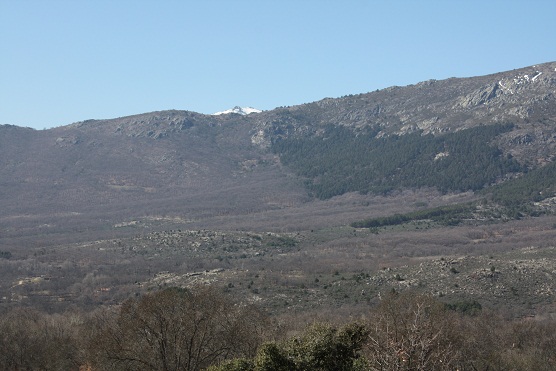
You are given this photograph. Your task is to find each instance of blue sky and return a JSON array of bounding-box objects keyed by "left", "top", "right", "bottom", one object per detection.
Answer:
[{"left": 1, "top": 0, "right": 555, "bottom": 130}]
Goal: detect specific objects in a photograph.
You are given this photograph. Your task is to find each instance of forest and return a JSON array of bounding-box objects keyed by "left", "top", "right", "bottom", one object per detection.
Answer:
[
  {"left": 487, "top": 160, "right": 556, "bottom": 208},
  {"left": 272, "top": 124, "right": 523, "bottom": 199}
]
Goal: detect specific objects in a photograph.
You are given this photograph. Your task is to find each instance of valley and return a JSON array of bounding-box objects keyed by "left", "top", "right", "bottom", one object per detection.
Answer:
[
  {"left": 3, "top": 187, "right": 556, "bottom": 319},
  {"left": 1, "top": 61, "right": 556, "bottom": 368}
]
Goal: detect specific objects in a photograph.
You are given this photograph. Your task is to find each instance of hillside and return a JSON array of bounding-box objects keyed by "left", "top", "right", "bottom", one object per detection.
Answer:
[
  {"left": 2, "top": 62, "right": 556, "bottom": 319},
  {"left": 1, "top": 62, "right": 555, "bottom": 239},
  {"left": 0, "top": 111, "right": 308, "bottom": 245},
  {"left": 250, "top": 61, "right": 556, "bottom": 166}
]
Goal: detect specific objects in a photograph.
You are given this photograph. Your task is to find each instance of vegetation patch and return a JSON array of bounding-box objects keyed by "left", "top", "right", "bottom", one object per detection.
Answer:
[
  {"left": 0, "top": 251, "right": 12, "bottom": 259},
  {"left": 272, "top": 124, "right": 522, "bottom": 199},
  {"left": 485, "top": 160, "right": 556, "bottom": 211},
  {"left": 351, "top": 202, "right": 476, "bottom": 228}
]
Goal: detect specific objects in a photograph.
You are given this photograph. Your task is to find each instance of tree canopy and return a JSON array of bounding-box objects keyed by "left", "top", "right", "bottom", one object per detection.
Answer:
[{"left": 272, "top": 124, "right": 522, "bottom": 199}]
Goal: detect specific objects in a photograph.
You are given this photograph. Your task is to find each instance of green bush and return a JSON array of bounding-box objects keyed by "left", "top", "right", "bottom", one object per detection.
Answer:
[{"left": 212, "top": 322, "right": 368, "bottom": 371}]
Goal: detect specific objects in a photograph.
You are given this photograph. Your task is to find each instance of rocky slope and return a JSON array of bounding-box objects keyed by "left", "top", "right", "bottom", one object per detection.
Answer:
[
  {"left": 1, "top": 61, "right": 556, "bottom": 240},
  {"left": 248, "top": 62, "right": 556, "bottom": 164}
]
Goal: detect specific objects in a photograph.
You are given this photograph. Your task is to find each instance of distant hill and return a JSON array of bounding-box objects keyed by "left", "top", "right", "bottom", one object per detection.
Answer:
[{"left": 1, "top": 62, "right": 556, "bottom": 241}]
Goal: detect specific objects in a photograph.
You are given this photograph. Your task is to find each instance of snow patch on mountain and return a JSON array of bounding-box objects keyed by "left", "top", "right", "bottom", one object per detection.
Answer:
[{"left": 213, "top": 106, "right": 262, "bottom": 116}]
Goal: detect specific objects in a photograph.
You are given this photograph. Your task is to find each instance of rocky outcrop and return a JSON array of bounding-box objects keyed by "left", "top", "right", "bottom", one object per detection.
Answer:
[{"left": 247, "top": 62, "right": 556, "bottom": 164}]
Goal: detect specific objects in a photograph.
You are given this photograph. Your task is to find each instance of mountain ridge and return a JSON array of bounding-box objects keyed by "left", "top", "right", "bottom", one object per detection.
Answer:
[
  {"left": 7, "top": 61, "right": 556, "bottom": 141},
  {"left": 1, "top": 61, "right": 556, "bottom": 241},
  {"left": 3, "top": 62, "right": 556, "bottom": 319}
]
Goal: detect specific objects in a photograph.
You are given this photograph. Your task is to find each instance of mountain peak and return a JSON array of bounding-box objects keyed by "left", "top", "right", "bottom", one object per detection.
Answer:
[{"left": 212, "top": 106, "right": 262, "bottom": 116}]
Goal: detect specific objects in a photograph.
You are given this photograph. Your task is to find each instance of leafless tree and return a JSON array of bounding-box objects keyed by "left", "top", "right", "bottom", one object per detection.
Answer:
[
  {"left": 364, "top": 291, "right": 461, "bottom": 370},
  {"left": 0, "top": 307, "right": 81, "bottom": 370},
  {"left": 87, "top": 286, "right": 270, "bottom": 371}
]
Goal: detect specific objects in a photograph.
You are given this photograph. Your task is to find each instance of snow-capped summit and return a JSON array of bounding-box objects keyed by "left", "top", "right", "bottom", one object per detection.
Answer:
[{"left": 212, "top": 106, "right": 262, "bottom": 116}]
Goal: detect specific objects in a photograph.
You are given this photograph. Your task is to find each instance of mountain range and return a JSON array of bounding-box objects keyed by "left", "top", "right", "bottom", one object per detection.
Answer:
[
  {"left": 1, "top": 61, "right": 556, "bottom": 246},
  {"left": 3, "top": 61, "right": 556, "bottom": 319}
]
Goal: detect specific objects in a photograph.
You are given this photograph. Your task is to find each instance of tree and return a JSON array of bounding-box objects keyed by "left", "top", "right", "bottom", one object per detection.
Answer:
[
  {"left": 364, "top": 292, "right": 461, "bottom": 370},
  {"left": 88, "top": 286, "right": 270, "bottom": 371},
  {"left": 210, "top": 322, "right": 369, "bottom": 371},
  {"left": 0, "top": 307, "right": 81, "bottom": 370}
]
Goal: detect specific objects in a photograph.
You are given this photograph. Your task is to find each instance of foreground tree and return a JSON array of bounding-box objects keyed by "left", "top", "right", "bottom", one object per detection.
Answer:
[
  {"left": 88, "top": 286, "right": 270, "bottom": 371},
  {"left": 364, "top": 292, "right": 462, "bottom": 370},
  {"left": 0, "top": 307, "right": 81, "bottom": 370},
  {"left": 4, "top": 286, "right": 556, "bottom": 370},
  {"left": 210, "top": 322, "right": 369, "bottom": 371}
]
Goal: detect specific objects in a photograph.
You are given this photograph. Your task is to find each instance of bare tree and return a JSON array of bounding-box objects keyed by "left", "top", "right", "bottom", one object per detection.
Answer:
[
  {"left": 364, "top": 292, "right": 461, "bottom": 370},
  {"left": 0, "top": 307, "right": 81, "bottom": 370},
  {"left": 88, "top": 286, "right": 270, "bottom": 371}
]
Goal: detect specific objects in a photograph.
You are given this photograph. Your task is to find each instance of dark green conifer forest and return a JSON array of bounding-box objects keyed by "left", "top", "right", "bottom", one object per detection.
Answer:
[{"left": 272, "top": 124, "right": 523, "bottom": 199}]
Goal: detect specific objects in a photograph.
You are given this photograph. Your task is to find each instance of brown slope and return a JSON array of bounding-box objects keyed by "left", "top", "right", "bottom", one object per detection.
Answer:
[
  {"left": 0, "top": 111, "right": 307, "bottom": 244},
  {"left": 2, "top": 61, "right": 556, "bottom": 244}
]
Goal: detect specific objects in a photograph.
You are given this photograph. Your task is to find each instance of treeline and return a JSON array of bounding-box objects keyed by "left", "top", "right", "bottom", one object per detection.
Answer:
[
  {"left": 272, "top": 124, "right": 522, "bottom": 199},
  {"left": 0, "top": 287, "right": 269, "bottom": 371},
  {"left": 350, "top": 159, "right": 556, "bottom": 229},
  {"left": 486, "top": 160, "right": 556, "bottom": 208},
  {"left": 351, "top": 203, "right": 476, "bottom": 228},
  {"left": 2, "top": 288, "right": 556, "bottom": 370}
]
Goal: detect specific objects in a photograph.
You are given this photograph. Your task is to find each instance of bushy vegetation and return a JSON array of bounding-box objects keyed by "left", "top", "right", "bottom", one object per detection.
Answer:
[
  {"left": 3, "top": 288, "right": 556, "bottom": 371},
  {"left": 351, "top": 203, "right": 476, "bottom": 228},
  {"left": 445, "top": 299, "right": 482, "bottom": 316},
  {"left": 272, "top": 124, "right": 522, "bottom": 199},
  {"left": 486, "top": 160, "right": 556, "bottom": 208},
  {"left": 211, "top": 322, "right": 369, "bottom": 371}
]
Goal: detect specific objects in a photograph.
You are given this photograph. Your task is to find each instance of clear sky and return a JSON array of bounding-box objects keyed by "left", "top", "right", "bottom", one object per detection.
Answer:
[{"left": 1, "top": 0, "right": 555, "bottom": 130}]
